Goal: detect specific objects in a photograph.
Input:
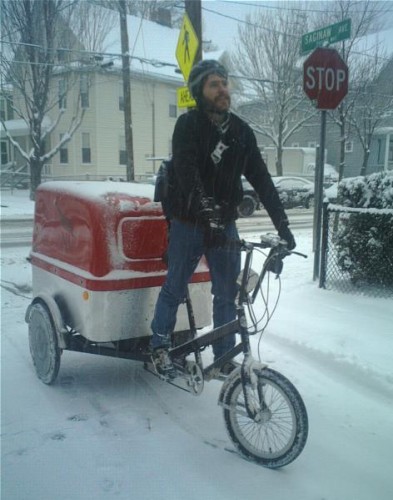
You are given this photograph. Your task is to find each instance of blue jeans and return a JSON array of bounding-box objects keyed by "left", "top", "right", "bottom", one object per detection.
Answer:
[{"left": 151, "top": 219, "right": 241, "bottom": 360}]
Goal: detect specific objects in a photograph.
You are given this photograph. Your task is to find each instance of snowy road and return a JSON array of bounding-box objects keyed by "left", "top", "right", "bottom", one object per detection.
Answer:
[
  {"left": 1, "top": 234, "right": 392, "bottom": 500},
  {"left": 0, "top": 209, "right": 313, "bottom": 247}
]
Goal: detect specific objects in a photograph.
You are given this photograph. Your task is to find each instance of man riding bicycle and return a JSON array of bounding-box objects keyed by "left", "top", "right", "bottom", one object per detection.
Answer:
[{"left": 150, "top": 59, "right": 295, "bottom": 378}]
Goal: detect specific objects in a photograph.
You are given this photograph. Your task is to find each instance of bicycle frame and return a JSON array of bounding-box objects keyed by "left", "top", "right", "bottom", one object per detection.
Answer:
[{"left": 168, "top": 235, "right": 288, "bottom": 397}]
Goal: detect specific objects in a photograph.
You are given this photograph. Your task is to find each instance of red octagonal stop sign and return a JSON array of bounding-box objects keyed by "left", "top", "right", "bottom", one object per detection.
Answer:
[{"left": 303, "top": 47, "right": 348, "bottom": 110}]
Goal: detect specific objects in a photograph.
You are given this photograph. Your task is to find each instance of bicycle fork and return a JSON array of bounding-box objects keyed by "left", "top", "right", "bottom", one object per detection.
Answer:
[{"left": 238, "top": 306, "right": 267, "bottom": 421}]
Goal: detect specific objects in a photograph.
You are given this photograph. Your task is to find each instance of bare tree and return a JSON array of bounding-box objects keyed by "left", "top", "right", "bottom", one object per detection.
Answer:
[
  {"left": 70, "top": 0, "right": 118, "bottom": 52},
  {"left": 0, "top": 0, "right": 83, "bottom": 197},
  {"left": 0, "top": 0, "right": 118, "bottom": 197},
  {"left": 95, "top": 0, "right": 182, "bottom": 26},
  {"left": 313, "top": 0, "right": 390, "bottom": 180},
  {"left": 232, "top": 5, "right": 317, "bottom": 176}
]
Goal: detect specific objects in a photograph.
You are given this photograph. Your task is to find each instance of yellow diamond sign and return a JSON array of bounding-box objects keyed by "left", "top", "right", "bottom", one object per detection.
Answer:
[{"left": 176, "top": 14, "right": 199, "bottom": 81}]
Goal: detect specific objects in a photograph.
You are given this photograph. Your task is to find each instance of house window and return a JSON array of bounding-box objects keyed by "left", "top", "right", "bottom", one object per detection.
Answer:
[
  {"left": 80, "top": 75, "right": 89, "bottom": 108},
  {"left": 59, "top": 134, "right": 68, "bottom": 164},
  {"left": 119, "top": 81, "right": 124, "bottom": 111},
  {"left": 1, "top": 141, "right": 8, "bottom": 165},
  {"left": 0, "top": 98, "right": 5, "bottom": 121},
  {"left": 345, "top": 140, "right": 353, "bottom": 153},
  {"left": 81, "top": 132, "right": 91, "bottom": 163},
  {"left": 58, "top": 79, "right": 67, "bottom": 109},
  {"left": 169, "top": 91, "right": 177, "bottom": 118},
  {"left": 119, "top": 136, "right": 127, "bottom": 165}
]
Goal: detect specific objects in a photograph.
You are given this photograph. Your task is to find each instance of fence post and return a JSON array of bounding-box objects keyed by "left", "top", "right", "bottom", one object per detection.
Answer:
[{"left": 319, "top": 201, "right": 329, "bottom": 289}]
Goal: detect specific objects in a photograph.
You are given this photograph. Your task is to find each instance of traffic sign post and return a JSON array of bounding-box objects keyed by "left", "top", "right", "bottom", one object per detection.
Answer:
[
  {"left": 303, "top": 47, "right": 349, "bottom": 281},
  {"left": 301, "top": 19, "right": 351, "bottom": 55}
]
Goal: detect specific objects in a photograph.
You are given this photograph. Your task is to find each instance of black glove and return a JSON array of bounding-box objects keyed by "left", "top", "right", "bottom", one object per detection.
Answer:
[
  {"left": 266, "top": 254, "right": 284, "bottom": 275},
  {"left": 278, "top": 225, "right": 296, "bottom": 250}
]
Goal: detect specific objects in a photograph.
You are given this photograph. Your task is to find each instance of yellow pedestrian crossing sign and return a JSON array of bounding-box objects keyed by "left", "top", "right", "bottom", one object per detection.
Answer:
[{"left": 176, "top": 14, "right": 199, "bottom": 81}]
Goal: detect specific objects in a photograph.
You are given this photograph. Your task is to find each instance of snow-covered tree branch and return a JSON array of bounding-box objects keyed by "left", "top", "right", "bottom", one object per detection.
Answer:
[
  {"left": 0, "top": 0, "right": 116, "bottom": 198},
  {"left": 231, "top": 6, "right": 315, "bottom": 175}
]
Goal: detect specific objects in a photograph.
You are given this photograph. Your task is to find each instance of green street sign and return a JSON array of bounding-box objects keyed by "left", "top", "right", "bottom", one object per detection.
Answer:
[{"left": 301, "top": 19, "right": 351, "bottom": 55}]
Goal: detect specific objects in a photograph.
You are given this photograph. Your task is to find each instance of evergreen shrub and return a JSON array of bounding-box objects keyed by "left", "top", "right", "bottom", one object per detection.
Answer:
[{"left": 336, "top": 172, "right": 393, "bottom": 287}]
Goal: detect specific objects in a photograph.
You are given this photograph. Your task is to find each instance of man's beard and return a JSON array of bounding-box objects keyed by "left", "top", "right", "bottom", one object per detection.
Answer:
[{"left": 200, "top": 94, "right": 231, "bottom": 114}]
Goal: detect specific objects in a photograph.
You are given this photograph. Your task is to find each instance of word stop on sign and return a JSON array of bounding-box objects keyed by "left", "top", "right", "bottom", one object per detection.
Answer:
[{"left": 305, "top": 67, "right": 347, "bottom": 91}]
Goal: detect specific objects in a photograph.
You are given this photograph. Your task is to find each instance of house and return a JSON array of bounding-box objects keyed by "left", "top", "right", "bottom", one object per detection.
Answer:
[
  {"left": 46, "top": 12, "right": 185, "bottom": 181},
  {"left": 367, "top": 57, "right": 393, "bottom": 173},
  {"left": 2, "top": 8, "right": 224, "bottom": 183},
  {"left": 368, "top": 126, "right": 393, "bottom": 172}
]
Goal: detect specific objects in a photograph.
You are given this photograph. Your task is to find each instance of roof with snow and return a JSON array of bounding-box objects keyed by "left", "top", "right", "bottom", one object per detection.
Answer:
[
  {"left": 101, "top": 12, "right": 181, "bottom": 82},
  {"left": 91, "top": 6, "right": 223, "bottom": 84},
  {"left": 0, "top": 116, "right": 52, "bottom": 139}
]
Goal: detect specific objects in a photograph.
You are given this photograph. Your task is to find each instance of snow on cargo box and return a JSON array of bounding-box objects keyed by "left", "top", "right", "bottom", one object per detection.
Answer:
[{"left": 30, "top": 181, "right": 212, "bottom": 342}]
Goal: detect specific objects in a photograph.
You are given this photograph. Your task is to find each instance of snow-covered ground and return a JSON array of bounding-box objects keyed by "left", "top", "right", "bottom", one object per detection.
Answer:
[{"left": 1, "top": 190, "right": 392, "bottom": 500}]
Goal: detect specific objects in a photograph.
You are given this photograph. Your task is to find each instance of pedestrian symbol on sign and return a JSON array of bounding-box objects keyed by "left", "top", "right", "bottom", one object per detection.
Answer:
[{"left": 183, "top": 29, "right": 190, "bottom": 63}]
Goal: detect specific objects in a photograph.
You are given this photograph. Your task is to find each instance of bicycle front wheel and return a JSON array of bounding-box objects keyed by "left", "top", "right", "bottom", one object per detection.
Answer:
[{"left": 223, "top": 368, "right": 308, "bottom": 468}]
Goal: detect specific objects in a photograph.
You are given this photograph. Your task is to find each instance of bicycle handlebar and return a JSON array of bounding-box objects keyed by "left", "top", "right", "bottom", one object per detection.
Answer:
[
  {"left": 236, "top": 233, "right": 307, "bottom": 305},
  {"left": 239, "top": 233, "right": 307, "bottom": 259}
]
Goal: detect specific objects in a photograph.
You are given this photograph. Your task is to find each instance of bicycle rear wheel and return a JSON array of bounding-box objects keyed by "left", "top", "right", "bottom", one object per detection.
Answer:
[{"left": 223, "top": 368, "right": 308, "bottom": 468}]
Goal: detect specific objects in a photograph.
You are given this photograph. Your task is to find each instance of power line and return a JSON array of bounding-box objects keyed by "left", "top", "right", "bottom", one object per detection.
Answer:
[
  {"left": 0, "top": 39, "right": 179, "bottom": 70},
  {"left": 221, "top": 0, "right": 393, "bottom": 15},
  {"left": 3, "top": 53, "right": 392, "bottom": 99},
  {"left": 202, "top": 4, "right": 295, "bottom": 37},
  {"left": 202, "top": 4, "right": 393, "bottom": 62}
]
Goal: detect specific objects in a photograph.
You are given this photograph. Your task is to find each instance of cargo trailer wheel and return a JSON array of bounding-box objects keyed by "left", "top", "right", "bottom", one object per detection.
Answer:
[{"left": 28, "top": 303, "right": 61, "bottom": 384}]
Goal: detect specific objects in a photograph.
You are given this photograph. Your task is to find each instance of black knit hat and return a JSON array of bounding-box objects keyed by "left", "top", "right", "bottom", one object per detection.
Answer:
[{"left": 188, "top": 59, "right": 228, "bottom": 104}]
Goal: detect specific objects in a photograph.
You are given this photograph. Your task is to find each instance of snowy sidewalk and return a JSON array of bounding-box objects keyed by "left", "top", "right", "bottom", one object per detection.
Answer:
[{"left": 1, "top": 189, "right": 35, "bottom": 220}]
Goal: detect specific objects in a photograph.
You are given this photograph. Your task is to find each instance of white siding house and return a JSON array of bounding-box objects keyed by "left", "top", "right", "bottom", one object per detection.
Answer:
[
  {"left": 50, "top": 68, "right": 182, "bottom": 181},
  {"left": 49, "top": 12, "right": 186, "bottom": 181}
]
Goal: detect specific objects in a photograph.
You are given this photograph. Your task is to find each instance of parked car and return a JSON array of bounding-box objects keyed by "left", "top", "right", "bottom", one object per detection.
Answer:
[
  {"left": 324, "top": 182, "right": 338, "bottom": 203},
  {"left": 238, "top": 177, "right": 261, "bottom": 217},
  {"left": 306, "top": 163, "right": 338, "bottom": 188},
  {"left": 272, "top": 176, "right": 315, "bottom": 209}
]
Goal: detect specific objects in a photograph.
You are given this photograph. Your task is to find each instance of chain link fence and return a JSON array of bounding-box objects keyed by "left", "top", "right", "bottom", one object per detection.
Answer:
[{"left": 320, "top": 203, "right": 393, "bottom": 298}]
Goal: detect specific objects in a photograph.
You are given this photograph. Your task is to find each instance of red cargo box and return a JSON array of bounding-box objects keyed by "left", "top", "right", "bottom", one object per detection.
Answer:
[{"left": 30, "top": 181, "right": 211, "bottom": 342}]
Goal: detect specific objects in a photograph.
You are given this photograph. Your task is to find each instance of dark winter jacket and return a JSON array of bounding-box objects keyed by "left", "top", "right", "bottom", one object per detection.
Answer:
[{"left": 170, "top": 108, "right": 289, "bottom": 231}]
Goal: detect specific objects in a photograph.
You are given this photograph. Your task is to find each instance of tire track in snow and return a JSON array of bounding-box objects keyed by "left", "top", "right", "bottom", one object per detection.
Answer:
[
  {"left": 267, "top": 333, "right": 393, "bottom": 402},
  {"left": 134, "top": 369, "right": 233, "bottom": 453}
]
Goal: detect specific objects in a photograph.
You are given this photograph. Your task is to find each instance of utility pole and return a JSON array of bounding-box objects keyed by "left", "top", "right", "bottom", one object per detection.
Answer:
[
  {"left": 185, "top": 0, "right": 202, "bottom": 64},
  {"left": 119, "top": 0, "right": 134, "bottom": 181}
]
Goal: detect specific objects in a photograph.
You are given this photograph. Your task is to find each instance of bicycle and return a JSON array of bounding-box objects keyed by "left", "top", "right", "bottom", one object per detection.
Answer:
[
  {"left": 27, "top": 184, "right": 308, "bottom": 469},
  {"left": 147, "top": 233, "right": 309, "bottom": 469}
]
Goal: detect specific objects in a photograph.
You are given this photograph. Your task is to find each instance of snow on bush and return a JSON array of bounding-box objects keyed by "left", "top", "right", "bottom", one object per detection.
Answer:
[
  {"left": 336, "top": 172, "right": 393, "bottom": 288},
  {"left": 338, "top": 171, "right": 393, "bottom": 209}
]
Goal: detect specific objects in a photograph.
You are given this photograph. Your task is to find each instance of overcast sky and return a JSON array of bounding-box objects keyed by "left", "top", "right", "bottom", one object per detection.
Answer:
[{"left": 201, "top": 0, "right": 393, "bottom": 56}]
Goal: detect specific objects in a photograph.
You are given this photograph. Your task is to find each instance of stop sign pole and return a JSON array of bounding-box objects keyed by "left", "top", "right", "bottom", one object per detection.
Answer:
[{"left": 303, "top": 47, "right": 349, "bottom": 282}]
